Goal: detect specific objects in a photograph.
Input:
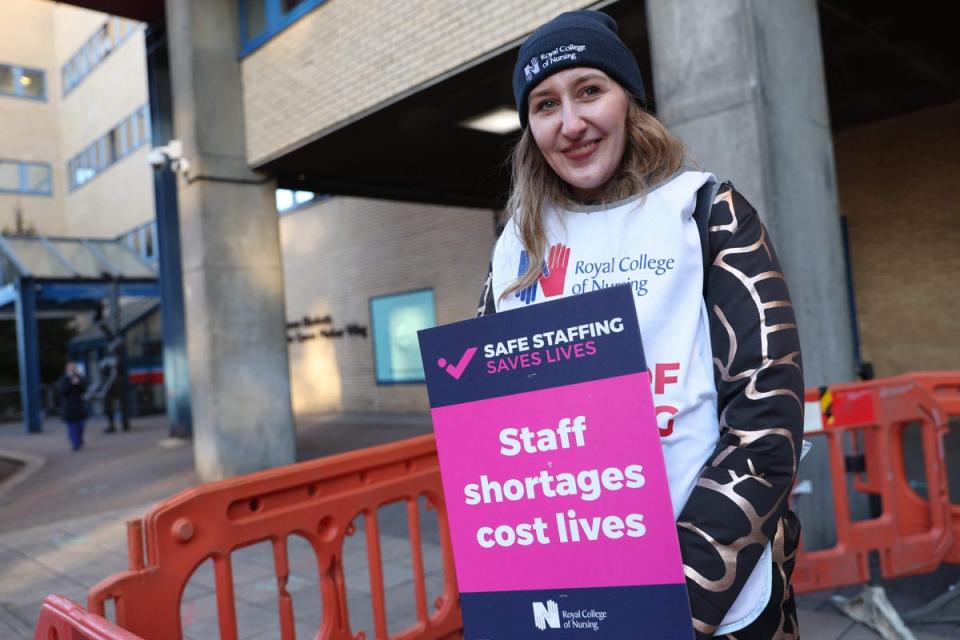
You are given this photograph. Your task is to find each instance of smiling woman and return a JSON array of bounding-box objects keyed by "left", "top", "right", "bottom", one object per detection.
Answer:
[
  {"left": 527, "top": 69, "right": 629, "bottom": 201},
  {"left": 476, "top": 10, "right": 806, "bottom": 640}
]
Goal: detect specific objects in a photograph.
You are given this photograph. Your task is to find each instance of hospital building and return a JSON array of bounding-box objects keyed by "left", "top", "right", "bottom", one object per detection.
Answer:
[{"left": 1, "top": 0, "right": 957, "bottom": 546}]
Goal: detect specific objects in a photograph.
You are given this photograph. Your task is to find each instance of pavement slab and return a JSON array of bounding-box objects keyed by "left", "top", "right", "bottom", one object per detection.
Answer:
[
  {"left": 798, "top": 609, "right": 856, "bottom": 639},
  {"left": 0, "top": 604, "right": 34, "bottom": 638}
]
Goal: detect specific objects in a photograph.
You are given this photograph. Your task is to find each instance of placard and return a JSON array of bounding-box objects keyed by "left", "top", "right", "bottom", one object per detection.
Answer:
[{"left": 418, "top": 285, "right": 693, "bottom": 639}]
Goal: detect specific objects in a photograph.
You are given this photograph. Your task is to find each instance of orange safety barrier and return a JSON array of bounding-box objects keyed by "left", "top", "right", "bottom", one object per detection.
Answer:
[
  {"left": 792, "top": 375, "right": 954, "bottom": 593},
  {"left": 71, "top": 434, "right": 460, "bottom": 640},
  {"left": 34, "top": 594, "right": 142, "bottom": 640},
  {"left": 33, "top": 372, "right": 960, "bottom": 638},
  {"left": 911, "top": 372, "right": 960, "bottom": 563}
]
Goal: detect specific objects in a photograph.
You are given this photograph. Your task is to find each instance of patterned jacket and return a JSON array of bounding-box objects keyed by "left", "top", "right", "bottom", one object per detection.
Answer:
[{"left": 477, "top": 182, "right": 804, "bottom": 639}]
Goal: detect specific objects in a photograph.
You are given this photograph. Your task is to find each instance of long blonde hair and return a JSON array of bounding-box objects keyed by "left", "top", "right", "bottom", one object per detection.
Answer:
[{"left": 501, "top": 99, "right": 685, "bottom": 299}]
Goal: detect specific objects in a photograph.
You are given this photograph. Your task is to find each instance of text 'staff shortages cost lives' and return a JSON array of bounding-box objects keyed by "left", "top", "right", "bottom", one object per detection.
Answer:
[{"left": 418, "top": 285, "right": 694, "bottom": 639}]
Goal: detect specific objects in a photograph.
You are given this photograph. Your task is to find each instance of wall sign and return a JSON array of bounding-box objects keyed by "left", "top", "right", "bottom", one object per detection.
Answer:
[{"left": 286, "top": 315, "right": 368, "bottom": 343}]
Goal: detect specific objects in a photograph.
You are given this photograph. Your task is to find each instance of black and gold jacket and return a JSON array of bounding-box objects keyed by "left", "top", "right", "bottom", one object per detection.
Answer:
[{"left": 477, "top": 182, "right": 804, "bottom": 639}]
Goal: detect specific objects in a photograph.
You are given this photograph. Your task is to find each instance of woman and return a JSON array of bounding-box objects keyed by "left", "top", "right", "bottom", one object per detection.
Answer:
[
  {"left": 58, "top": 361, "right": 88, "bottom": 451},
  {"left": 477, "top": 11, "right": 804, "bottom": 639}
]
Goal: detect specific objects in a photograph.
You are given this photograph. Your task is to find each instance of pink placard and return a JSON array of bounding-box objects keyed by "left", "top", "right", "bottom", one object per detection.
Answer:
[{"left": 432, "top": 372, "right": 684, "bottom": 593}]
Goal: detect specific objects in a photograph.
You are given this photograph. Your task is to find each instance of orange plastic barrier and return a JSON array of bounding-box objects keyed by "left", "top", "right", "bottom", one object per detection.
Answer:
[
  {"left": 911, "top": 372, "right": 960, "bottom": 563},
  {"left": 912, "top": 371, "right": 960, "bottom": 416},
  {"left": 792, "top": 375, "right": 954, "bottom": 593},
  {"left": 33, "top": 371, "right": 960, "bottom": 637},
  {"left": 33, "top": 594, "right": 142, "bottom": 640},
  {"left": 82, "top": 434, "right": 462, "bottom": 640}
]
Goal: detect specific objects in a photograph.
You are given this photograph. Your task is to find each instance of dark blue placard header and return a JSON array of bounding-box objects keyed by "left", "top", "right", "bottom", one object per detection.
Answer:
[
  {"left": 461, "top": 584, "right": 693, "bottom": 640},
  {"left": 418, "top": 286, "right": 645, "bottom": 408}
]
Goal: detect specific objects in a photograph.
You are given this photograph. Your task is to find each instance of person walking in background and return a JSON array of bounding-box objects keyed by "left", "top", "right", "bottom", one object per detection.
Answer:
[
  {"left": 96, "top": 327, "right": 129, "bottom": 433},
  {"left": 58, "top": 361, "right": 88, "bottom": 451},
  {"left": 98, "top": 352, "right": 121, "bottom": 433}
]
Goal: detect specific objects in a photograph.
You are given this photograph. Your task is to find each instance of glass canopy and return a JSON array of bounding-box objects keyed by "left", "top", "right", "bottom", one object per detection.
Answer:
[{"left": 0, "top": 235, "right": 156, "bottom": 285}]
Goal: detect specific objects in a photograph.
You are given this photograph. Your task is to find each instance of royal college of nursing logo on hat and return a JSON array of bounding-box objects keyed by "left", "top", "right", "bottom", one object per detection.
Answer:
[{"left": 524, "top": 56, "right": 541, "bottom": 82}]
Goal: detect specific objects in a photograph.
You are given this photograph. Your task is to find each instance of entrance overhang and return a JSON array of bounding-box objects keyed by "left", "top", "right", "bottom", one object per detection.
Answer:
[
  {"left": 258, "top": 3, "right": 652, "bottom": 209},
  {"left": 258, "top": 1, "right": 959, "bottom": 208}
]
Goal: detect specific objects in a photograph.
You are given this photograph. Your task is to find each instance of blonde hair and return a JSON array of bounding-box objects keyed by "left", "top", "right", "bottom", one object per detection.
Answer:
[{"left": 501, "top": 99, "right": 685, "bottom": 299}]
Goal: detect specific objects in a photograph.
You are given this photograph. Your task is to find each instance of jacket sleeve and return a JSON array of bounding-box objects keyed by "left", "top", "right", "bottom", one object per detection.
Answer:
[
  {"left": 677, "top": 183, "right": 804, "bottom": 637},
  {"left": 477, "top": 262, "right": 496, "bottom": 317}
]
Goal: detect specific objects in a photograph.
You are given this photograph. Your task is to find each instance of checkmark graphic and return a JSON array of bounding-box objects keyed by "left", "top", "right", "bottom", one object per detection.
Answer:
[{"left": 436, "top": 347, "right": 479, "bottom": 380}]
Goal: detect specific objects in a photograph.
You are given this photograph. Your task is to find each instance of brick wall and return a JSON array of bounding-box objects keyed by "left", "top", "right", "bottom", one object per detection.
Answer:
[
  {"left": 833, "top": 101, "right": 960, "bottom": 376},
  {"left": 55, "top": 10, "right": 154, "bottom": 237},
  {"left": 241, "top": 0, "right": 595, "bottom": 165},
  {"left": 0, "top": 0, "right": 64, "bottom": 234},
  {"left": 279, "top": 196, "right": 497, "bottom": 415},
  {"left": 0, "top": 0, "right": 154, "bottom": 238},
  {"left": 51, "top": 3, "right": 107, "bottom": 62},
  {"left": 63, "top": 145, "right": 155, "bottom": 237},
  {"left": 56, "top": 20, "right": 148, "bottom": 155}
]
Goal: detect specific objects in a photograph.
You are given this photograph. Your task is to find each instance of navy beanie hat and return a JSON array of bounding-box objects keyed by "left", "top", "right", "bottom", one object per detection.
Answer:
[{"left": 513, "top": 10, "right": 646, "bottom": 128}]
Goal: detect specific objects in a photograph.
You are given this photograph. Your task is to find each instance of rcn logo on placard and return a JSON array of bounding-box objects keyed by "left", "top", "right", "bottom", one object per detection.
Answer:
[
  {"left": 436, "top": 347, "right": 478, "bottom": 380},
  {"left": 524, "top": 56, "right": 540, "bottom": 81},
  {"left": 533, "top": 600, "right": 560, "bottom": 631},
  {"left": 517, "top": 243, "right": 571, "bottom": 305}
]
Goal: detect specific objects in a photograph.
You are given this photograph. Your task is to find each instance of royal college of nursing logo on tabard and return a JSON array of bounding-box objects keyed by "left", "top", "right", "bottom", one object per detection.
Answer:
[
  {"left": 532, "top": 600, "right": 560, "bottom": 631},
  {"left": 516, "top": 243, "right": 572, "bottom": 305}
]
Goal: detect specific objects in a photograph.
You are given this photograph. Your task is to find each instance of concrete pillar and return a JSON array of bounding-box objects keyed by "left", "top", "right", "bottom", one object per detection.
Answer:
[
  {"left": 164, "top": 0, "right": 296, "bottom": 480},
  {"left": 645, "top": 0, "right": 857, "bottom": 549}
]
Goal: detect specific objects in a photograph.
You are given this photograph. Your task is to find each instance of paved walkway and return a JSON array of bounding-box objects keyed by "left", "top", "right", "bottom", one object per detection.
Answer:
[{"left": 1, "top": 414, "right": 958, "bottom": 639}]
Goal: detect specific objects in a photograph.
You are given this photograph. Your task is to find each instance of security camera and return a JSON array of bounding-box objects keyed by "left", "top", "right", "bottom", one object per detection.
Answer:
[
  {"left": 146, "top": 140, "right": 189, "bottom": 175},
  {"left": 147, "top": 148, "right": 168, "bottom": 168}
]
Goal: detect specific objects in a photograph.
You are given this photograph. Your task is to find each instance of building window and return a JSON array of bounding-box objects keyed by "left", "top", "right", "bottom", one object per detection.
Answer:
[
  {"left": 0, "top": 63, "right": 47, "bottom": 101},
  {"left": 68, "top": 105, "right": 151, "bottom": 190},
  {"left": 143, "top": 222, "right": 156, "bottom": 260},
  {"left": 0, "top": 162, "right": 19, "bottom": 192},
  {"left": 370, "top": 289, "right": 436, "bottom": 384},
  {"left": 62, "top": 16, "right": 140, "bottom": 96},
  {"left": 119, "top": 220, "right": 158, "bottom": 263},
  {"left": 0, "top": 160, "right": 53, "bottom": 195},
  {"left": 239, "top": 0, "right": 328, "bottom": 56}
]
